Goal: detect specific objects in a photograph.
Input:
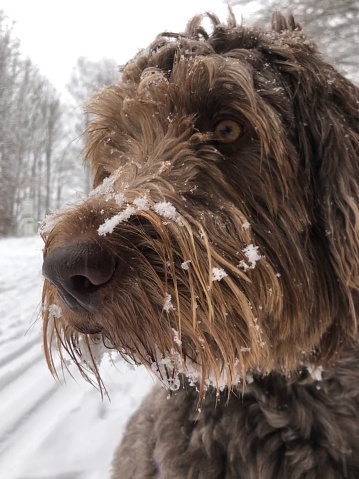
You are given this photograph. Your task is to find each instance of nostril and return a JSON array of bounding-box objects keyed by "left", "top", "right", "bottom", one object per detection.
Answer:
[
  {"left": 42, "top": 243, "right": 116, "bottom": 311},
  {"left": 71, "top": 275, "right": 99, "bottom": 294}
]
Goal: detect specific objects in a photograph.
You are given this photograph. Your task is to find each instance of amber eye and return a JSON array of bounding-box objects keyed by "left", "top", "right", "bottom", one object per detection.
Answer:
[{"left": 213, "top": 120, "right": 243, "bottom": 143}]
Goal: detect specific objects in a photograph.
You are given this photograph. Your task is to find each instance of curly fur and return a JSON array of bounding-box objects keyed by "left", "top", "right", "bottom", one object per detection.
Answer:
[
  {"left": 112, "top": 348, "right": 359, "bottom": 479},
  {"left": 41, "top": 11, "right": 359, "bottom": 478}
]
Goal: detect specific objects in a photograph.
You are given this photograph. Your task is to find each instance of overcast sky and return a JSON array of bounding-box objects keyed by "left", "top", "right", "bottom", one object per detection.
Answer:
[{"left": 1, "top": 1, "right": 257, "bottom": 94}]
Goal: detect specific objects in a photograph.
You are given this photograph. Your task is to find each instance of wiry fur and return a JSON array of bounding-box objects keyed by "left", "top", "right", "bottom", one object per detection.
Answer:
[
  {"left": 41, "top": 11, "right": 359, "bottom": 478},
  {"left": 112, "top": 349, "right": 359, "bottom": 479}
]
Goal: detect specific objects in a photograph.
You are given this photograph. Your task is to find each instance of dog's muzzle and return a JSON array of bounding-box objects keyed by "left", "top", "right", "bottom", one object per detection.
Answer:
[{"left": 42, "top": 243, "right": 116, "bottom": 312}]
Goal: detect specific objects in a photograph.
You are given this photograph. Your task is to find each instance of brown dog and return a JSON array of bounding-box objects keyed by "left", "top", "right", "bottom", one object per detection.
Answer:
[{"left": 41, "top": 12, "right": 359, "bottom": 478}]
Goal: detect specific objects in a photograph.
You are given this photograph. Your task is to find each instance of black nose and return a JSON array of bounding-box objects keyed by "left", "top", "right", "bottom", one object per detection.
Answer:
[{"left": 42, "top": 243, "right": 116, "bottom": 311}]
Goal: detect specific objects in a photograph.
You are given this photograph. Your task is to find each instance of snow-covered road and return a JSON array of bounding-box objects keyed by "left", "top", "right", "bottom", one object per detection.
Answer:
[{"left": 0, "top": 236, "right": 153, "bottom": 479}]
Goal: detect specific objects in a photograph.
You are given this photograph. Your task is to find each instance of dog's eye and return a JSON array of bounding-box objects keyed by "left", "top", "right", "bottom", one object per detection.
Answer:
[{"left": 213, "top": 120, "right": 242, "bottom": 143}]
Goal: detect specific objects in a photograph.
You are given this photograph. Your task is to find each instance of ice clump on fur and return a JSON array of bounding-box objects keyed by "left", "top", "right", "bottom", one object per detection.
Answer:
[
  {"left": 307, "top": 365, "right": 323, "bottom": 381},
  {"left": 212, "top": 267, "right": 228, "bottom": 281},
  {"left": 181, "top": 260, "right": 192, "bottom": 270},
  {"left": 151, "top": 350, "right": 201, "bottom": 391},
  {"left": 97, "top": 197, "right": 183, "bottom": 236},
  {"left": 39, "top": 200, "right": 83, "bottom": 236},
  {"left": 39, "top": 211, "right": 63, "bottom": 236},
  {"left": 153, "top": 201, "right": 183, "bottom": 225},
  {"left": 40, "top": 175, "right": 121, "bottom": 237},
  {"left": 89, "top": 174, "right": 117, "bottom": 201},
  {"left": 47, "top": 303, "right": 62, "bottom": 319},
  {"left": 150, "top": 348, "right": 247, "bottom": 393},
  {"left": 163, "top": 293, "right": 174, "bottom": 312},
  {"left": 133, "top": 196, "right": 150, "bottom": 210},
  {"left": 238, "top": 244, "right": 262, "bottom": 271},
  {"left": 76, "top": 336, "right": 109, "bottom": 369},
  {"left": 172, "top": 329, "right": 182, "bottom": 346},
  {"left": 98, "top": 206, "right": 136, "bottom": 235}
]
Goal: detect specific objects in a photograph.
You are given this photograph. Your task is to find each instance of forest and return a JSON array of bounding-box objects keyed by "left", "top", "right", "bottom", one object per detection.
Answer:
[{"left": 0, "top": 0, "right": 358, "bottom": 237}]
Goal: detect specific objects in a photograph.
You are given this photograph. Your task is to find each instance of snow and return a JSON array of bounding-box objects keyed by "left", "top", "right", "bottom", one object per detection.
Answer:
[
  {"left": 152, "top": 201, "right": 182, "bottom": 225},
  {"left": 307, "top": 364, "right": 323, "bottom": 382},
  {"left": 238, "top": 244, "right": 262, "bottom": 271},
  {"left": 212, "top": 267, "right": 228, "bottom": 281},
  {"left": 181, "top": 260, "right": 192, "bottom": 270},
  {"left": 0, "top": 236, "right": 153, "bottom": 479},
  {"left": 97, "top": 197, "right": 182, "bottom": 236},
  {"left": 89, "top": 174, "right": 117, "bottom": 200},
  {"left": 98, "top": 206, "right": 136, "bottom": 235},
  {"left": 243, "top": 244, "right": 261, "bottom": 266},
  {"left": 133, "top": 195, "right": 150, "bottom": 211},
  {"left": 172, "top": 329, "right": 182, "bottom": 346},
  {"left": 163, "top": 293, "right": 174, "bottom": 312},
  {"left": 48, "top": 303, "right": 63, "bottom": 319}
]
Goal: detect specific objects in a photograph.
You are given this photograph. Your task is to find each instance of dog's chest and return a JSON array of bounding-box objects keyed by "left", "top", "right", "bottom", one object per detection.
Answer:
[{"left": 144, "top": 374, "right": 359, "bottom": 479}]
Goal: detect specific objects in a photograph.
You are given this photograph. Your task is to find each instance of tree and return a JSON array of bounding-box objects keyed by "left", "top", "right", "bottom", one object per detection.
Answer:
[
  {"left": 0, "top": 11, "right": 67, "bottom": 236},
  {"left": 67, "top": 56, "right": 119, "bottom": 193},
  {"left": 0, "top": 11, "right": 21, "bottom": 235},
  {"left": 230, "top": 0, "right": 359, "bottom": 82}
]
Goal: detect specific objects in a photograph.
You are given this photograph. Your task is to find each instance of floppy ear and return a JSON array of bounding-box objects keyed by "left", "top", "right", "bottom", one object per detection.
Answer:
[
  {"left": 318, "top": 82, "right": 359, "bottom": 330},
  {"left": 316, "top": 77, "right": 359, "bottom": 324},
  {"left": 272, "top": 13, "right": 359, "bottom": 329}
]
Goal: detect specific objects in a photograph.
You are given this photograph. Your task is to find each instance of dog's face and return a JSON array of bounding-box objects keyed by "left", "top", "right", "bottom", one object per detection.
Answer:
[{"left": 41, "top": 13, "right": 359, "bottom": 396}]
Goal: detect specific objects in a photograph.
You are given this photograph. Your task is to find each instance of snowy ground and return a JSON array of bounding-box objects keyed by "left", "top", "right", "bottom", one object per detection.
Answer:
[{"left": 0, "top": 236, "right": 153, "bottom": 479}]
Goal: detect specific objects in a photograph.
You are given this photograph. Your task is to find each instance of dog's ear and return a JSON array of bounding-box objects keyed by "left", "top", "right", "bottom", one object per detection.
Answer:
[
  {"left": 272, "top": 15, "right": 359, "bottom": 325},
  {"left": 315, "top": 77, "right": 359, "bottom": 318},
  {"left": 318, "top": 99, "right": 359, "bottom": 329}
]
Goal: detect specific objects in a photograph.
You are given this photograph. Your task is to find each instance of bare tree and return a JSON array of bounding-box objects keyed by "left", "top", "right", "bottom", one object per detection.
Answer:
[
  {"left": 0, "top": 11, "right": 21, "bottom": 235},
  {"left": 0, "top": 11, "right": 67, "bottom": 236},
  {"left": 230, "top": 0, "right": 359, "bottom": 82},
  {"left": 0, "top": 11, "right": 119, "bottom": 237},
  {"left": 67, "top": 56, "right": 119, "bottom": 193}
]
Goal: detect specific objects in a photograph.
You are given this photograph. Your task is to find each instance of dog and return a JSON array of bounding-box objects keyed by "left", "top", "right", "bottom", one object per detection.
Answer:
[{"left": 41, "top": 11, "right": 359, "bottom": 478}]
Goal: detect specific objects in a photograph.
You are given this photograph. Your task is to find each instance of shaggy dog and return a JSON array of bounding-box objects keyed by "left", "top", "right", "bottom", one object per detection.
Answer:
[{"left": 41, "top": 11, "right": 359, "bottom": 479}]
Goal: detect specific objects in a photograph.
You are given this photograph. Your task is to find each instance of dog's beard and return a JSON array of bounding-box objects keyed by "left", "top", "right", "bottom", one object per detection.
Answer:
[{"left": 41, "top": 190, "right": 278, "bottom": 398}]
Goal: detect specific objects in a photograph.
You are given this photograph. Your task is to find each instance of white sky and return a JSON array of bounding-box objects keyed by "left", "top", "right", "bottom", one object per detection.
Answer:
[{"left": 1, "top": 0, "right": 257, "bottom": 94}]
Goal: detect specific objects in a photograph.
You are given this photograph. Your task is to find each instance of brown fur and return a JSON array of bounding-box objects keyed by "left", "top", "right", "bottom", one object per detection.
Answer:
[
  {"left": 112, "top": 349, "right": 359, "bottom": 479},
  {"left": 41, "top": 12, "right": 359, "bottom": 478}
]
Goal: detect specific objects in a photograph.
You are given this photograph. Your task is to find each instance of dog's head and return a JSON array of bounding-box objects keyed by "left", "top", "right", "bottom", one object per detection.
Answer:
[{"left": 41, "top": 12, "right": 359, "bottom": 396}]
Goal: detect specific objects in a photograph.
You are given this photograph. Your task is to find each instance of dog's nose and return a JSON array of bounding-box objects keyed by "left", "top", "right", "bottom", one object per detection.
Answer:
[{"left": 42, "top": 243, "right": 116, "bottom": 311}]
